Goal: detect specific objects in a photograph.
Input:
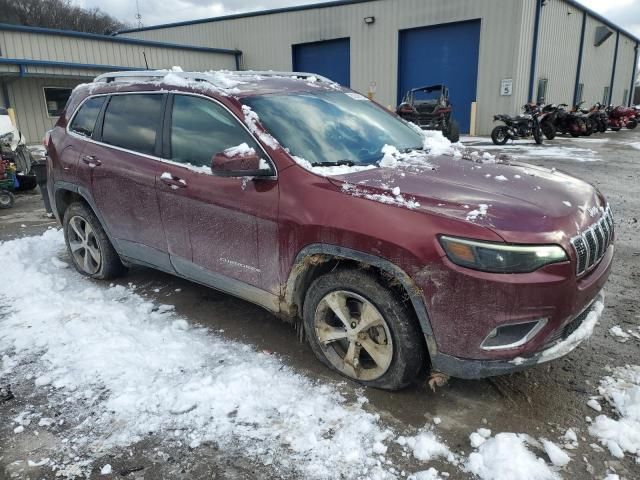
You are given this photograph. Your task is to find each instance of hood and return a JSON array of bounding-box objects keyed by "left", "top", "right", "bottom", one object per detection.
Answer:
[{"left": 328, "top": 155, "right": 606, "bottom": 244}]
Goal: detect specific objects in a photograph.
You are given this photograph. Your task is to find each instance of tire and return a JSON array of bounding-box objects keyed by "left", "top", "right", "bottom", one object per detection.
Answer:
[
  {"left": 533, "top": 126, "right": 543, "bottom": 145},
  {"left": 491, "top": 126, "right": 509, "bottom": 145},
  {"left": 598, "top": 121, "right": 607, "bottom": 133},
  {"left": 611, "top": 127, "right": 621, "bottom": 132},
  {"left": 445, "top": 120, "right": 460, "bottom": 143},
  {"left": 63, "top": 202, "right": 126, "bottom": 280},
  {"left": 303, "top": 269, "right": 427, "bottom": 390},
  {"left": 541, "top": 123, "right": 556, "bottom": 140},
  {"left": 626, "top": 120, "right": 638, "bottom": 130},
  {"left": 15, "top": 174, "right": 37, "bottom": 191},
  {"left": 0, "top": 190, "right": 15, "bottom": 209}
]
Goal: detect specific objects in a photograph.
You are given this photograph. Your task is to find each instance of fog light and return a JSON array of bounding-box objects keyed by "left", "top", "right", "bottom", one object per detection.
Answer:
[{"left": 481, "top": 319, "right": 547, "bottom": 350}]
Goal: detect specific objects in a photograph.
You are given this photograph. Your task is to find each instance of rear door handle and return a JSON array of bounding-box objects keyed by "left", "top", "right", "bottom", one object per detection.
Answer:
[
  {"left": 160, "top": 172, "right": 187, "bottom": 189},
  {"left": 81, "top": 155, "right": 101, "bottom": 167}
]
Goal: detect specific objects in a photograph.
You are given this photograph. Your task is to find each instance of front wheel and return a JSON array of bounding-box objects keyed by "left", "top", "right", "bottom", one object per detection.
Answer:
[
  {"left": 627, "top": 120, "right": 638, "bottom": 130},
  {"left": 445, "top": 120, "right": 460, "bottom": 143},
  {"left": 303, "top": 269, "right": 427, "bottom": 390},
  {"left": 63, "top": 202, "right": 126, "bottom": 280},
  {"left": 491, "top": 126, "right": 509, "bottom": 145},
  {"left": 0, "top": 190, "right": 15, "bottom": 209},
  {"left": 541, "top": 123, "right": 556, "bottom": 140},
  {"left": 533, "top": 126, "right": 543, "bottom": 144}
]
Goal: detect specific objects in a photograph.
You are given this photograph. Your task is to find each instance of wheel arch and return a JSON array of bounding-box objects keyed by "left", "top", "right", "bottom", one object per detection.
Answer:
[
  {"left": 284, "top": 243, "right": 438, "bottom": 355},
  {"left": 53, "top": 181, "right": 117, "bottom": 247}
]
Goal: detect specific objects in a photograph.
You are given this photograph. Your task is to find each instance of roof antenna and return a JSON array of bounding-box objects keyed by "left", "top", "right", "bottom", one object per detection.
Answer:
[
  {"left": 135, "top": 0, "right": 143, "bottom": 28},
  {"left": 142, "top": 51, "right": 149, "bottom": 70}
]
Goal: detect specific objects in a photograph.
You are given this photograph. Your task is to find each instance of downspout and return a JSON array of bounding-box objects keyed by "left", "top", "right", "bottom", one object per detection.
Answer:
[
  {"left": 573, "top": 11, "right": 587, "bottom": 106},
  {"left": 629, "top": 42, "right": 638, "bottom": 106},
  {"left": 528, "top": 0, "right": 543, "bottom": 102},
  {"left": 0, "top": 80, "right": 10, "bottom": 108},
  {"left": 234, "top": 51, "right": 242, "bottom": 71},
  {"left": 609, "top": 31, "right": 620, "bottom": 104}
]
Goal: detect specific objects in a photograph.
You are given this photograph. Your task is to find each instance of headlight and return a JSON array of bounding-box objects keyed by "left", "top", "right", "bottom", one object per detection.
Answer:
[{"left": 439, "top": 235, "right": 568, "bottom": 273}]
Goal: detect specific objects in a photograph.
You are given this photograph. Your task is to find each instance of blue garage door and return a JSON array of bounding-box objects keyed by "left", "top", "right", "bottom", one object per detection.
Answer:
[
  {"left": 398, "top": 20, "right": 481, "bottom": 133},
  {"left": 292, "top": 38, "right": 350, "bottom": 87}
]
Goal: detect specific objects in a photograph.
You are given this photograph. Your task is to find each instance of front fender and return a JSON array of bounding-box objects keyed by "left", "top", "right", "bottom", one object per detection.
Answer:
[{"left": 284, "top": 243, "right": 438, "bottom": 354}]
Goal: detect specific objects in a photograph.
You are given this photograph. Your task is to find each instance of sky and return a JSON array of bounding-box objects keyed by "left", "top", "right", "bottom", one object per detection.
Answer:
[{"left": 72, "top": 0, "right": 640, "bottom": 36}]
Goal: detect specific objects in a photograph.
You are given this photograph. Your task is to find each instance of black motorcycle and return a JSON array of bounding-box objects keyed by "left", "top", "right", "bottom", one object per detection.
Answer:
[
  {"left": 539, "top": 103, "right": 558, "bottom": 140},
  {"left": 491, "top": 104, "right": 543, "bottom": 145}
]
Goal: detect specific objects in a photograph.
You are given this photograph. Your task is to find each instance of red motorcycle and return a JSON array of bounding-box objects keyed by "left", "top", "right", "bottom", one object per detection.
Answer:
[{"left": 607, "top": 105, "right": 638, "bottom": 131}]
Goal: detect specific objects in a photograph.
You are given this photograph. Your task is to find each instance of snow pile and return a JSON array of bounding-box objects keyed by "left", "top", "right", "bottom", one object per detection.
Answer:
[
  {"left": 223, "top": 142, "right": 256, "bottom": 157},
  {"left": 397, "top": 429, "right": 457, "bottom": 463},
  {"left": 241, "top": 105, "right": 280, "bottom": 150},
  {"left": 466, "top": 432, "right": 561, "bottom": 480},
  {"left": 0, "top": 230, "right": 399, "bottom": 479},
  {"left": 561, "top": 428, "right": 578, "bottom": 450},
  {"left": 292, "top": 155, "right": 376, "bottom": 177},
  {"left": 609, "top": 325, "right": 631, "bottom": 342},
  {"left": 379, "top": 144, "right": 436, "bottom": 171},
  {"left": 469, "top": 428, "right": 492, "bottom": 448},
  {"left": 342, "top": 183, "right": 421, "bottom": 210},
  {"left": 540, "top": 297, "right": 604, "bottom": 360},
  {"left": 589, "top": 365, "right": 640, "bottom": 461},
  {"left": 540, "top": 439, "right": 570, "bottom": 467},
  {"left": 408, "top": 468, "right": 444, "bottom": 480},
  {"left": 466, "top": 204, "right": 489, "bottom": 221}
]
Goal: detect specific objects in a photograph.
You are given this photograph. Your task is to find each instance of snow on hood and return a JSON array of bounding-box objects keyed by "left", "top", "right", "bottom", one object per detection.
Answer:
[{"left": 329, "top": 150, "right": 606, "bottom": 242}]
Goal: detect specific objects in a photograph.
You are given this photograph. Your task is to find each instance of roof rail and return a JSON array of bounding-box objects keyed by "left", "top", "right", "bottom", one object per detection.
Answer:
[{"left": 93, "top": 69, "right": 335, "bottom": 85}]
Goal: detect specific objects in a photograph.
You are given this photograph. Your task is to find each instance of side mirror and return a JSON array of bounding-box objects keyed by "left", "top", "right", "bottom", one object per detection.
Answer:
[{"left": 211, "top": 150, "right": 273, "bottom": 178}]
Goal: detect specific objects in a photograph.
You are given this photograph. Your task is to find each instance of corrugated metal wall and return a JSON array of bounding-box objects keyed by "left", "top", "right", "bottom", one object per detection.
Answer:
[
  {"left": 612, "top": 34, "right": 637, "bottom": 105},
  {"left": 534, "top": 0, "right": 583, "bottom": 104},
  {"left": 580, "top": 15, "right": 617, "bottom": 105},
  {"left": 0, "top": 29, "right": 236, "bottom": 73},
  {"left": 6, "top": 77, "right": 80, "bottom": 143},
  {"left": 120, "top": 0, "right": 533, "bottom": 135}
]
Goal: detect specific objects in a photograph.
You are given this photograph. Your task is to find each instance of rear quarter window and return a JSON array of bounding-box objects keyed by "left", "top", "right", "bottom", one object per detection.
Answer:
[
  {"left": 101, "top": 94, "right": 163, "bottom": 156},
  {"left": 69, "top": 96, "right": 106, "bottom": 138}
]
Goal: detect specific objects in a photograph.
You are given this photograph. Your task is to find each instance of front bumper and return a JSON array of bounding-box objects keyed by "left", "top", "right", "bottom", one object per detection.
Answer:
[{"left": 430, "top": 293, "right": 605, "bottom": 379}]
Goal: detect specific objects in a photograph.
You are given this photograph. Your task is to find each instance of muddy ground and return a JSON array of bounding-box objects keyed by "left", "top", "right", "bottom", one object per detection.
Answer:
[{"left": 1, "top": 131, "right": 639, "bottom": 479}]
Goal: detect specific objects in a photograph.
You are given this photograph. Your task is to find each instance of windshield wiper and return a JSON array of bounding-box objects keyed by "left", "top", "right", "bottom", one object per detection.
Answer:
[{"left": 310, "top": 160, "right": 355, "bottom": 167}]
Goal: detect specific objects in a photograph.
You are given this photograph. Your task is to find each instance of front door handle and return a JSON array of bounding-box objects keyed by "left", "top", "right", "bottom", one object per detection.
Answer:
[
  {"left": 81, "top": 155, "right": 101, "bottom": 167},
  {"left": 160, "top": 173, "right": 187, "bottom": 189}
]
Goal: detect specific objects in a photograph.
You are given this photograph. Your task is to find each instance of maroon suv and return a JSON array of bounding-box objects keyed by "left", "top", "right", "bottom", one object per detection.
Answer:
[{"left": 45, "top": 70, "right": 613, "bottom": 390}]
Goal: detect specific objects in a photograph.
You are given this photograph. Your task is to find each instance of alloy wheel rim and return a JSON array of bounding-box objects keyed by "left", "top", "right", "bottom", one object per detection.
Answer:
[
  {"left": 314, "top": 290, "right": 393, "bottom": 381},
  {"left": 68, "top": 215, "right": 102, "bottom": 275}
]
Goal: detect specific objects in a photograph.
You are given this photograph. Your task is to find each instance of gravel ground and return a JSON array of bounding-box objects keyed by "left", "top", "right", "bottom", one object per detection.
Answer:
[{"left": 1, "top": 130, "right": 639, "bottom": 479}]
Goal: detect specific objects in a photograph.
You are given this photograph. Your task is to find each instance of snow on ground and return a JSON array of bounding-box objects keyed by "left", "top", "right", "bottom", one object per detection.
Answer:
[
  {"left": 465, "top": 432, "right": 561, "bottom": 480},
  {"left": 589, "top": 365, "right": 640, "bottom": 462},
  {"left": 460, "top": 137, "right": 601, "bottom": 162},
  {"left": 0, "top": 230, "right": 400, "bottom": 479}
]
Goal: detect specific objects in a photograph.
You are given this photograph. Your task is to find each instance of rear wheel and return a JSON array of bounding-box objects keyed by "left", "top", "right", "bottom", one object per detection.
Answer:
[
  {"left": 491, "top": 126, "right": 509, "bottom": 145},
  {"left": 626, "top": 120, "right": 638, "bottom": 130},
  {"left": 303, "top": 269, "right": 426, "bottom": 390},
  {"left": 63, "top": 202, "right": 126, "bottom": 280},
  {"left": 611, "top": 127, "right": 621, "bottom": 132}
]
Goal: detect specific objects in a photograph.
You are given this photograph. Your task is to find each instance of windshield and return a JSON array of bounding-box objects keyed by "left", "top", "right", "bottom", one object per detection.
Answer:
[{"left": 242, "top": 91, "right": 423, "bottom": 166}]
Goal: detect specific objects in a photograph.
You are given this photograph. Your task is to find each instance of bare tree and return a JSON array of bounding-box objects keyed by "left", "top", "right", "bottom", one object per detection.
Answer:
[{"left": 0, "top": 0, "right": 129, "bottom": 35}]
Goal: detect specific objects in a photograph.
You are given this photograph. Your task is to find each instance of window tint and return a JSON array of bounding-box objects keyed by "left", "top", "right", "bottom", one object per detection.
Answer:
[
  {"left": 69, "top": 96, "right": 106, "bottom": 137},
  {"left": 102, "top": 94, "right": 163, "bottom": 155},
  {"left": 170, "top": 95, "right": 260, "bottom": 167},
  {"left": 44, "top": 87, "right": 72, "bottom": 117}
]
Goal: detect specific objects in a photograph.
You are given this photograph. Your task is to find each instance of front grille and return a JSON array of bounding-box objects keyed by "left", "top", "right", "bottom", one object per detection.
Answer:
[
  {"left": 544, "top": 304, "right": 592, "bottom": 348},
  {"left": 570, "top": 206, "right": 614, "bottom": 276}
]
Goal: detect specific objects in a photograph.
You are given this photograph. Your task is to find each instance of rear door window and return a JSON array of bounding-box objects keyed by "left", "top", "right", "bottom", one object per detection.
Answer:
[
  {"left": 169, "top": 94, "right": 261, "bottom": 168},
  {"left": 101, "top": 94, "right": 163, "bottom": 156},
  {"left": 69, "top": 96, "right": 106, "bottom": 138}
]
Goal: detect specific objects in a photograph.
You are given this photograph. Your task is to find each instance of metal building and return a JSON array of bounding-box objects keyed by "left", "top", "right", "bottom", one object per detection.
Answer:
[
  {"left": 0, "top": 24, "right": 240, "bottom": 142},
  {"left": 116, "top": 0, "right": 639, "bottom": 135}
]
